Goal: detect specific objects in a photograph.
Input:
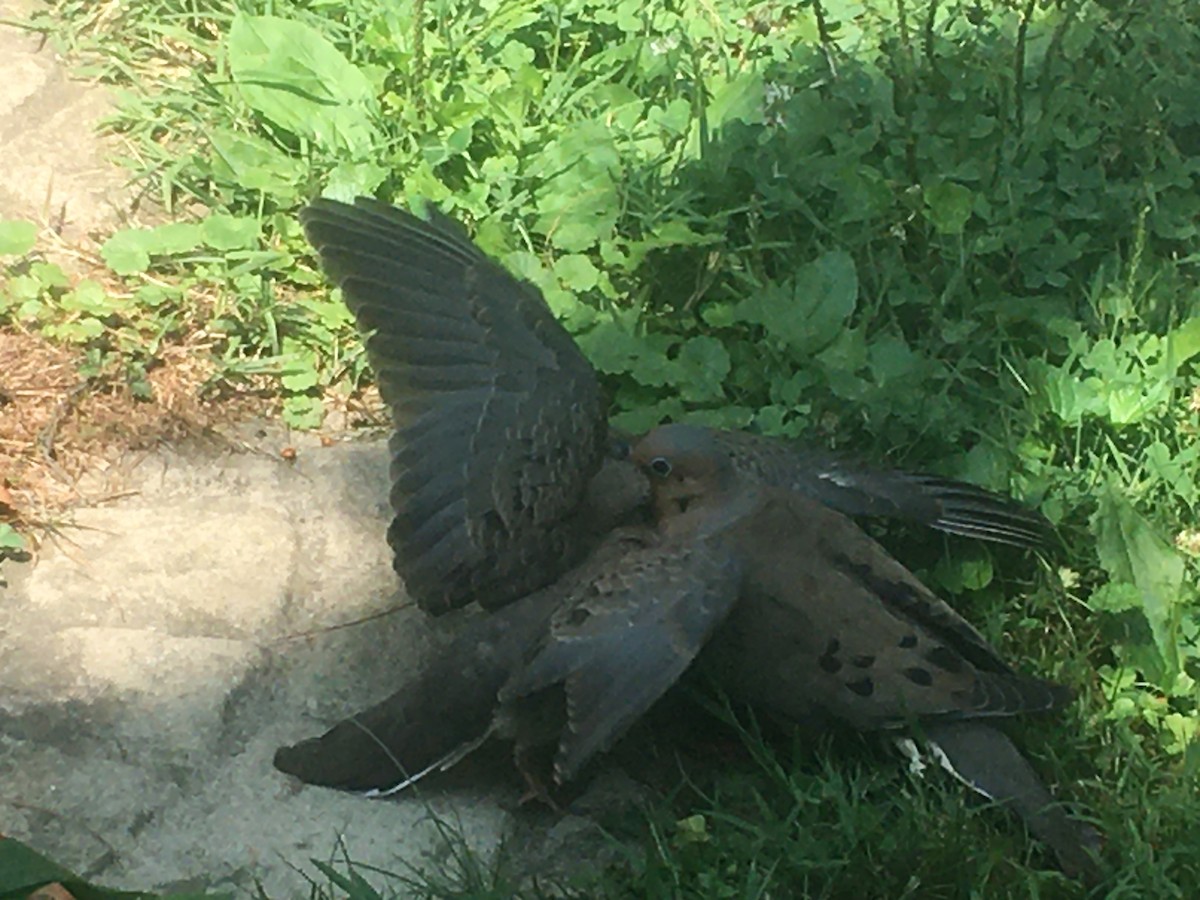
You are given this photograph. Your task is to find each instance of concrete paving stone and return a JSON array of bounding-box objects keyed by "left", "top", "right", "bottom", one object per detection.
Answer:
[
  {"left": 0, "top": 53, "right": 51, "bottom": 115},
  {"left": 24, "top": 504, "right": 300, "bottom": 637},
  {"left": 0, "top": 741, "right": 183, "bottom": 880},
  {"left": 1, "top": 625, "right": 256, "bottom": 710},
  {"left": 0, "top": 430, "right": 537, "bottom": 896}
]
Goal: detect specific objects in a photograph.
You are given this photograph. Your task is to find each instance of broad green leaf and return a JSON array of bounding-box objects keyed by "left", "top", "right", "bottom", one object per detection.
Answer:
[
  {"left": 227, "top": 14, "right": 380, "bottom": 156},
  {"left": 1091, "top": 482, "right": 1186, "bottom": 682},
  {"left": 323, "top": 160, "right": 388, "bottom": 201},
  {"left": 610, "top": 397, "right": 687, "bottom": 435},
  {"left": 961, "top": 442, "right": 1011, "bottom": 493},
  {"left": 751, "top": 404, "right": 808, "bottom": 437},
  {"left": 731, "top": 251, "right": 857, "bottom": 356},
  {"left": 699, "top": 302, "right": 736, "bottom": 329},
  {"left": 817, "top": 327, "right": 871, "bottom": 400},
  {"left": 933, "top": 554, "right": 994, "bottom": 593},
  {"left": 533, "top": 122, "right": 621, "bottom": 252},
  {"left": 675, "top": 336, "right": 730, "bottom": 403},
  {"left": 1107, "top": 382, "right": 1168, "bottom": 425},
  {"left": 923, "top": 181, "right": 974, "bottom": 235},
  {"left": 44, "top": 317, "right": 105, "bottom": 342},
  {"left": 683, "top": 71, "right": 764, "bottom": 160},
  {"left": 576, "top": 320, "right": 678, "bottom": 387},
  {"left": 648, "top": 220, "right": 722, "bottom": 249},
  {"left": 1166, "top": 316, "right": 1200, "bottom": 367},
  {"left": 30, "top": 261, "right": 69, "bottom": 289},
  {"left": 201, "top": 214, "right": 261, "bottom": 251},
  {"left": 1087, "top": 582, "right": 1144, "bottom": 614},
  {"left": 101, "top": 224, "right": 205, "bottom": 275},
  {"left": 686, "top": 406, "right": 756, "bottom": 430},
  {"left": 867, "top": 335, "right": 920, "bottom": 386},
  {"left": 280, "top": 366, "right": 320, "bottom": 391},
  {"left": 283, "top": 393, "right": 325, "bottom": 429},
  {"left": 59, "top": 280, "right": 115, "bottom": 316},
  {"left": 401, "top": 161, "right": 453, "bottom": 206},
  {"left": 4, "top": 276, "right": 41, "bottom": 314},
  {"left": 0, "top": 523, "right": 25, "bottom": 551},
  {"left": 142, "top": 223, "right": 207, "bottom": 254},
  {"left": 1034, "top": 361, "right": 1104, "bottom": 424},
  {"left": 553, "top": 254, "right": 600, "bottom": 292},
  {"left": 0, "top": 219, "right": 36, "bottom": 256},
  {"left": 705, "top": 71, "right": 765, "bottom": 132},
  {"left": 208, "top": 130, "right": 305, "bottom": 200},
  {"left": 98, "top": 236, "right": 144, "bottom": 275},
  {"left": 650, "top": 97, "right": 692, "bottom": 136},
  {"left": 1163, "top": 712, "right": 1199, "bottom": 755}
]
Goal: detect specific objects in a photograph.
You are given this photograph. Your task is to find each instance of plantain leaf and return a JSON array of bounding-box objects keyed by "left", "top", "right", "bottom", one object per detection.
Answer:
[{"left": 1091, "top": 481, "right": 1186, "bottom": 683}]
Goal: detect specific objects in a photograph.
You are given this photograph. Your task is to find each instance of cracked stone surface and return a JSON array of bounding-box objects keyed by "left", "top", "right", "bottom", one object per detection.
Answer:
[{"left": 0, "top": 426, "right": 537, "bottom": 896}]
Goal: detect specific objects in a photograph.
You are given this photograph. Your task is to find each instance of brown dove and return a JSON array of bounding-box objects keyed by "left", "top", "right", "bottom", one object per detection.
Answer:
[
  {"left": 276, "top": 422, "right": 1098, "bottom": 881},
  {"left": 274, "top": 456, "right": 746, "bottom": 794},
  {"left": 300, "top": 198, "right": 1048, "bottom": 615},
  {"left": 642, "top": 424, "right": 1101, "bottom": 882}
]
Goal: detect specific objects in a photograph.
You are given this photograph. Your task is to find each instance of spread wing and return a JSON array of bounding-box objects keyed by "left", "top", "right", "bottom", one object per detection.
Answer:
[
  {"left": 711, "top": 429, "right": 1048, "bottom": 548},
  {"left": 302, "top": 198, "right": 609, "bottom": 613},
  {"left": 709, "top": 492, "right": 1070, "bottom": 730},
  {"left": 499, "top": 534, "right": 743, "bottom": 783}
]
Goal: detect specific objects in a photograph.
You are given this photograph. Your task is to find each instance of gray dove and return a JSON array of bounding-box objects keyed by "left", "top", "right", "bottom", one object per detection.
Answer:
[
  {"left": 275, "top": 456, "right": 746, "bottom": 796},
  {"left": 645, "top": 424, "right": 1101, "bottom": 882},
  {"left": 276, "top": 422, "right": 1099, "bottom": 881},
  {"left": 300, "top": 198, "right": 1048, "bottom": 615}
]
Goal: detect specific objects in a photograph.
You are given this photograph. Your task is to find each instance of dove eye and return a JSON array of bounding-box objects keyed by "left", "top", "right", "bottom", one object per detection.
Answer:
[{"left": 649, "top": 457, "right": 672, "bottom": 477}]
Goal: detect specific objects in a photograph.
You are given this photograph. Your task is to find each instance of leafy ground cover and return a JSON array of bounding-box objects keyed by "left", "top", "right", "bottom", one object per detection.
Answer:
[{"left": 3, "top": 0, "right": 1199, "bottom": 895}]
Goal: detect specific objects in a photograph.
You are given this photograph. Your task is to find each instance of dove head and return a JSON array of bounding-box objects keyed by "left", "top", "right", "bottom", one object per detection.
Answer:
[{"left": 631, "top": 424, "right": 736, "bottom": 521}]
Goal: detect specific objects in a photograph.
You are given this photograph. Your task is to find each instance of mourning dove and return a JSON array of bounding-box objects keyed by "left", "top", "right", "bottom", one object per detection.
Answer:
[
  {"left": 644, "top": 424, "right": 1101, "bottom": 882},
  {"left": 276, "top": 422, "right": 1098, "bottom": 880},
  {"left": 301, "top": 198, "right": 1048, "bottom": 615},
  {"left": 274, "top": 470, "right": 745, "bottom": 795}
]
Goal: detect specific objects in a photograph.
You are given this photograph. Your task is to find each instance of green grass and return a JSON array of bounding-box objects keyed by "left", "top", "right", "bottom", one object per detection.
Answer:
[{"left": 4, "top": 0, "right": 1200, "bottom": 895}]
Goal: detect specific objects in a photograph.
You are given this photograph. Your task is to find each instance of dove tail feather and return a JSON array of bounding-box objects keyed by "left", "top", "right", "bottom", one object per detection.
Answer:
[
  {"left": 274, "top": 588, "right": 560, "bottom": 793},
  {"left": 923, "top": 721, "right": 1103, "bottom": 884}
]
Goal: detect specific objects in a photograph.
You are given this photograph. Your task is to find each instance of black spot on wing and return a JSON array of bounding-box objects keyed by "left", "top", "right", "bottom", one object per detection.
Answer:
[
  {"left": 904, "top": 667, "right": 934, "bottom": 686},
  {"left": 925, "top": 644, "right": 966, "bottom": 674},
  {"left": 846, "top": 677, "right": 874, "bottom": 697},
  {"left": 819, "top": 637, "right": 843, "bottom": 674},
  {"left": 830, "top": 553, "right": 1009, "bottom": 675}
]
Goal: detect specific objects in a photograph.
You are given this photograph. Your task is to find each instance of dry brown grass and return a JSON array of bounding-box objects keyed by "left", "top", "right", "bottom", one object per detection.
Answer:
[
  {"left": 0, "top": 321, "right": 389, "bottom": 546},
  {"left": 0, "top": 328, "right": 264, "bottom": 532}
]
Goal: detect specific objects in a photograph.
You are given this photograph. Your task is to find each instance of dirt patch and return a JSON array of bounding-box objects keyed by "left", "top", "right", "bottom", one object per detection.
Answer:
[
  {"left": 0, "top": 329, "right": 256, "bottom": 530},
  {"left": 0, "top": 325, "right": 389, "bottom": 546}
]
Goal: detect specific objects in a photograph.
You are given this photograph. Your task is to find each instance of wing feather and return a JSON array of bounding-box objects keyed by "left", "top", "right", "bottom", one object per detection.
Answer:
[{"left": 303, "top": 197, "right": 609, "bottom": 612}]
